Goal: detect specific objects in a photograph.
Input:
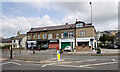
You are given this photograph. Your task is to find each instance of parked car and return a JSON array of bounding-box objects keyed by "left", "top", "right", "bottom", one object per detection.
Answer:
[
  {"left": 108, "top": 44, "right": 118, "bottom": 49},
  {"left": 64, "top": 46, "right": 71, "bottom": 51}
]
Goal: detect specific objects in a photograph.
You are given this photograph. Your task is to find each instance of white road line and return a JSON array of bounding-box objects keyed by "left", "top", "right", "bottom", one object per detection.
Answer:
[
  {"left": 74, "top": 59, "right": 96, "bottom": 62},
  {"left": 80, "top": 61, "right": 117, "bottom": 67},
  {"left": 12, "top": 62, "right": 21, "bottom": 66},
  {"left": 41, "top": 64, "right": 47, "bottom": 67},
  {"left": 112, "top": 59, "right": 116, "bottom": 61},
  {"left": 41, "top": 63, "right": 56, "bottom": 67},
  {"left": 0, "top": 62, "right": 11, "bottom": 65},
  {"left": 55, "top": 64, "right": 94, "bottom": 68},
  {"left": 0, "top": 62, "right": 21, "bottom": 66},
  {"left": 56, "top": 59, "right": 96, "bottom": 64}
]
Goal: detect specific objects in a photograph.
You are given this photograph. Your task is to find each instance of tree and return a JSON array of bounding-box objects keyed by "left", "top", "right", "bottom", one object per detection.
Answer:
[
  {"left": 99, "top": 35, "right": 108, "bottom": 44},
  {"left": 99, "top": 34, "right": 114, "bottom": 44}
]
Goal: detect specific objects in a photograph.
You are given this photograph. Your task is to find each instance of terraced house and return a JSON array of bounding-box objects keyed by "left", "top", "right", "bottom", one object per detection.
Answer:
[{"left": 27, "top": 20, "right": 98, "bottom": 51}]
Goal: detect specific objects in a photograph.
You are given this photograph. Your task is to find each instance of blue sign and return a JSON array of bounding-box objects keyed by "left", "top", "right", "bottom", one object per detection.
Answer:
[
  {"left": 91, "top": 41, "right": 93, "bottom": 44},
  {"left": 58, "top": 51, "right": 60, "bottom": 54}
]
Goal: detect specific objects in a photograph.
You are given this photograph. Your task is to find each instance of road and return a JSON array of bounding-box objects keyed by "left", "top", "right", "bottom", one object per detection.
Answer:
[
  {"left": 1, "top": 49, "right": 119, "bottom": 71},
  {"left": 1, "top": 56, "right": 119, "bottom": 70}
]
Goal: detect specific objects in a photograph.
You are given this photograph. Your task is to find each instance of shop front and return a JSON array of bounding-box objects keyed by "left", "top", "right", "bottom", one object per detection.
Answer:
[
  {"left": 36, "top": 39, "right": 48, "bottom": 49},
  {"left": 59, "top": 39, "right": 74, "bottom": 51},
  {"left": 48, "top": 39, "right": 59, "bottom": 49},
  {"left": 76, "top": 37, "right": 97, "bottom": 48},
  {"left": 27, "top": 41, "right": 37, "bottom": 49}
]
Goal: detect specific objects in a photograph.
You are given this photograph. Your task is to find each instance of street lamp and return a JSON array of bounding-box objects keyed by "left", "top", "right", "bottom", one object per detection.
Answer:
[{"left": 90, "top": 2, "right": 92, "bottom": 24}]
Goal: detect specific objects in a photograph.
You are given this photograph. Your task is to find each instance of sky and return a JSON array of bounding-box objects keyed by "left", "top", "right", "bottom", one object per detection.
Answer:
[{"left": 1, "top": 1, "right": 118, "bottom": 38}]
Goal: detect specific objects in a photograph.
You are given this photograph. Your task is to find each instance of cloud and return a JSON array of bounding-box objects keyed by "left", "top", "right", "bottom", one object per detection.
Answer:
[
  {"left": 1, "top": 2, "right": 118, "bottom": 38},
  {"left": 1, "top": 15, "right": 62, "bottom": 38}
]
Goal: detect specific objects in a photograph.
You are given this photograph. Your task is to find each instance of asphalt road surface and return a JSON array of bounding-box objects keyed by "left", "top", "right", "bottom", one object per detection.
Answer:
[{"left": 1, "top": 56, "right": 119, "bottom": 70}]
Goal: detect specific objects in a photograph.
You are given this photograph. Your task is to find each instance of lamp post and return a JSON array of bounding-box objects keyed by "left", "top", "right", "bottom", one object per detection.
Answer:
[
  {"left": 74, "top": 19, "right": 77, "bottom": 50},
  {"left": 90, "top": 2, "right": 92, "bottom": 24}
]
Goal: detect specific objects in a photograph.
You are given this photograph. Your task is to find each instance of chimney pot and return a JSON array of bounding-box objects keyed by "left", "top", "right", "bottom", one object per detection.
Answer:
[{"left": 66, "top": 23, "right": 68, "bottom": 25}]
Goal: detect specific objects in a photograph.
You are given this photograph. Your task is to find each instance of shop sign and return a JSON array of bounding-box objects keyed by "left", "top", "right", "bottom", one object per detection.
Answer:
[{"left": 49, "top": 40, "right": 59, "bottom": 43}]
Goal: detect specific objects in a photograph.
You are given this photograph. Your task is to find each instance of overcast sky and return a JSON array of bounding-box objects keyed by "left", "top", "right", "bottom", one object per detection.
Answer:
[{"left": 1, "top": 1, "right": 118, "bottom": 38}]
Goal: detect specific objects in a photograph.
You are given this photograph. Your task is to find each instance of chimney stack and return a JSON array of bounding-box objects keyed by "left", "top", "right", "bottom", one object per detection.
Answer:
[{"left": 17, "top": 31, "right": 20, "bottom": 36}]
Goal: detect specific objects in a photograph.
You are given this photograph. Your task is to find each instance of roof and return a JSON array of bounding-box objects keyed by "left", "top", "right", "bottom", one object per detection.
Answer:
[
  {"left": 0, "top": 37, "right": 12, "bottom": 43},
  {"left": 28, "top": 23, "right": 93, "bottom": 33},
  {"left": 12, "top": 34, "right": 26, "bottom": 40}
]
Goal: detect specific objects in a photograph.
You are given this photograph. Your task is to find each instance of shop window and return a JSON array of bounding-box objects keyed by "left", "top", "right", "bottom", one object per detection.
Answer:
[
  {"left": 48, "top": 34, "right": 52, "bottom": 39},
  {"left": 69, "top": 32, "right": 73, "bottom": 37},
  {"left": 64, "top": 32, "right": 68, "bottom": 38},
  {"left": 61, "top": 33, "right": 64, "bottom": 38},
  {"left": 56, "top": 33, "right": 59, "bottom": 38},
  {"left": 43, "top": 34, "right": 47, "bottom": 39}
]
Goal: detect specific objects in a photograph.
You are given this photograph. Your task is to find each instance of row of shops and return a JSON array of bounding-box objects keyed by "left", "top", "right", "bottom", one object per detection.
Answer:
[{"left": 27, "top": 37, "right": 97, "bottom": 50}]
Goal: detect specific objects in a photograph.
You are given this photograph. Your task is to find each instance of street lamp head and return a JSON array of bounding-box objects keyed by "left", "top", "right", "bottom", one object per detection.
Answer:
[{"left": 90, "top": 2, "right": 92, "bottom": 5}]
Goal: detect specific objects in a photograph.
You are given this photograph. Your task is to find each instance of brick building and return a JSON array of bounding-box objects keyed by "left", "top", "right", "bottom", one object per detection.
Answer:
[{"left": 27, "top": 20, "right": 97, "bottom": 51}]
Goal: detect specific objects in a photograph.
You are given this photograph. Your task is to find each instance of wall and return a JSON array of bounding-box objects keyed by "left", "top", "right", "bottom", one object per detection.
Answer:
[{"left": 76, "top": 27, "right": 95, "bottom": 38}]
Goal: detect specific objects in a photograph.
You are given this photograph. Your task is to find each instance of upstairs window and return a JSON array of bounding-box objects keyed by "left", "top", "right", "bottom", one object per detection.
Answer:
[
  {"left": 61, "top": 33, "right": 64, "bottom": 38},
  {"left": 76, "top": 23, "right": 83, "bottom": 28},
  {"left": 38, "top": 34, "right": 40, "bottom": 39},
  {"left": 34, "top": 34, "right": 36, "bottom": 39},
  {"left": 56, "top": 33, "right": 59, "bottom": 38},
  {"left": 64, "top": 32, "right": 68, "bottom": 38},
  {"left": 43, "top": 34, "right": 47, "bottom": 39},
  {"left": 80, "top": 31, "right": 81, "bottom": 37},
  {"left": 28, "top": 35, "right": 31, "bottom": 40},
  {"left": 69, "top": 32, "right": 73, "bottom": 37},
  {"left": 48, "top": 34, "right": 52, "bottom": 39},
  {"left": 80, "top": 31, "right": 86, "bottom": 37}
]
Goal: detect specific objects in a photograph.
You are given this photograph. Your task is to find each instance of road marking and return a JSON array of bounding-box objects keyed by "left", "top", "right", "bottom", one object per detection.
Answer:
[
  {"left": 0, "top": 62, "right": 21, "bottom": 66},
  {"left": 112, "top": 59, "right": 115, "bottom": 61},
  {"left": 0, "top": 62, "right": 11, "bottom": 65},
  {"left": 41, "top": 64, "right": 47, "bottom": 67},
  {"left": 56, "top": 59, "right": 96, "bottom": 64},
  {"left": 41, "top": 63, "right": 56, "bottom": 67},
  {"left": 55, "top": 64, "right": 94, "bottom": 68},
  {"left": 12, "top": 62, "right": 21, "bottom": 65},
  {"left": 74, "top": 59, "right": 96, "bottom": 62},
  {"left": 80, "top": 61, "right": 117, "bottom": 67}
]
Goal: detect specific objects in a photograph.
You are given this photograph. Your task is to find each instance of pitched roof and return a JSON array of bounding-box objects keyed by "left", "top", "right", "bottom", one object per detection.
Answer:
[
  {"left": 12, "top": 34, "right": 26, "bottom": 40},
  {"left": 0, "top": 38, "right": 12, "bottom": 43},
  {"left": 28, "top": 23, "right": 93, "bottom": 33}
]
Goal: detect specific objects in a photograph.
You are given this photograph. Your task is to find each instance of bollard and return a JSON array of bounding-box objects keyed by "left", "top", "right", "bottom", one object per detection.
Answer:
[
  {"left": 33, "top": 50, "right": 35, "bottom": 54},
  {"left": 57, "top": 50, "right": 61, "bottom": 61}
]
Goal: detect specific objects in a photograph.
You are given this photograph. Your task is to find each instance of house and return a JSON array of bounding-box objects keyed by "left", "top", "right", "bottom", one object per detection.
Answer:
[
  {"left": 12, "top": 32, "right": 27, "bottom": 49},
  {"left": 0, "top": 37, "right": 12, "bottom": 46},
  {"left": 99, "top": 30, "right": 118, "bottom": 37},
  {"left": 27, "top": 20, "right": 97, "bottom": 51}
]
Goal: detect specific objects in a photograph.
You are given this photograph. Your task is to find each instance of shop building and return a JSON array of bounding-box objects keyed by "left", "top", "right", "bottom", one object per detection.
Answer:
[{"left": 27, "top": 20, "right": 97, "bottom": 51}]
